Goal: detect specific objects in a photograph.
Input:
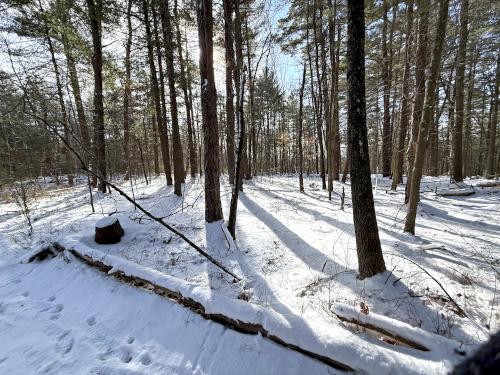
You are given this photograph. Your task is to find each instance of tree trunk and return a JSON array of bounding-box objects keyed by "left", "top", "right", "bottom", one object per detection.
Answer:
[
  {"left": 223, "top": 0, "right": 236, "bottom": 184},
  {"left": 123, "top": 0, "right": 132, "bottom": 180},
  {"left": 174, "top": 0, "right": 197, "bottom": 179},
  {"left": 159, "top": 0, "right": 185, "bottom": 196},
  {"left": 391, "top": 0, "right": 414, "bottom": 190},
  {"left": 485, "top": 53, "right": 500, "bottom": 178},
  {"left": 381, "top": 0, "right": 392, "bottom": 178},
  {"left": 406, "top": 0, "right": 429, "bottom": 202},
  {"left": 227, "top": 74, "right": 246, "bottom": 238},
  {"left": 405, "top": 0, "right": 450, "bottom": 234},
  {"left": 347, "top": 0, "right": 386, "bottom": 279},
  {"left": 87, "top": 0, "right": 106, "bottom": 193},
  {"left": 197, "top": 0, "right": 223, "bottom": 222},
  {"left": 298, "top": 63, "right": 307, "bottom": 193},
  {"left": 452, "top": 0, "right": 469, "bottom": 182},
  {"left": 143, "top": 0, "right": 170, "bottom": 179}
]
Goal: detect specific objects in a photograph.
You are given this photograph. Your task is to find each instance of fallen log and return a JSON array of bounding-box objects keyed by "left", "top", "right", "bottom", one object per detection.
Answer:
[
  {"left": 436, "top": 189, "right": 475, "bottom": 197},
  {"left": 478, "top": 181, "right": 500, "bottom": 188},
  {"left": 332, "top": 304, "right": 429, "bottom": 352},
  {"left": 37, "top": 244, "right": 354, "bottom": 372}
]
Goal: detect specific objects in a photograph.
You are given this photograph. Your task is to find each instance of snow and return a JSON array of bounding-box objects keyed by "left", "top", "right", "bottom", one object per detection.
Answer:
[
  {"left": 1, "top": 173, "right": 499, "bottom": 374},
  {"left": 95, "top": 216, "right": 119, "bottom": 228}
]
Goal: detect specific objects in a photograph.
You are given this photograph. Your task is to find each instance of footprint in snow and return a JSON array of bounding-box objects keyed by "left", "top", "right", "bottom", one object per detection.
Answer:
[
  {"left": 126, "top": 336, "right": 135, "bottom": 344},
  {"left": 139, "top": 352, "right": 152, "bottom": 366},
  {"left": 87, "top": 316, "right": 96, "bottom": 326},
  {"left": 47, "top": 296, "right": 56, "bottom": 302},
  {"left": 50, "top": 314, "right": 60, "bottom": 321},
  {"left": 21, "top": 291, "right": 29, "bottom": 297},
  {"left": 50, "top": 304, "right": 64, "bottom": 313},
  {"left": 55, "top": 331, "right": 74, "bottom": 354},
  {"left": 119, "top": 348, "right": 133, "bottom": 364}
]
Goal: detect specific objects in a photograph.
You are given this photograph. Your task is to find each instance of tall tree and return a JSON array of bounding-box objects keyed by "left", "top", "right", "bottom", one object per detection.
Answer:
[
  {"left": 405, "top": 0, "right": 450, "bottom": 234},
  {"left": 406, "top": 0, "right": 430, "bottom": 202},
  {"left": 159, "top": 0, "right": 185, "bottom": 196},
  {"left": 223, "top": 0, "right": 236, "bottom": 185},
  {"left": 87, "top": 0, "right": 106, "bottom": 193},
  {"left": 452, "top": 0, "right": 469, "bottom": 182},
  {"left": 346, "top": 0, "right": 386, "bottom": 279},
  {"left": 174, "top": 0, "right": 197, "bottom": 178},
  {"left": 143, "top": 0, "right": 170, "bottom": 181},
  {"left": 391, "top": 0, "right": 414, "bottom": 190},
  {"left": 197, "top": 0, "right": 223, "bottom": 222},
  {"left": 381, "top": 0, "right": 392, "bottom": 177},
  {"left": 485, "top": 53, "right": 500, "bottom": 178},
  {"left": 298, "top": 63, "right": 307, "bottom": 193},
  {"left": 123, "top": 0, "right": 132, "bottom": 180}
]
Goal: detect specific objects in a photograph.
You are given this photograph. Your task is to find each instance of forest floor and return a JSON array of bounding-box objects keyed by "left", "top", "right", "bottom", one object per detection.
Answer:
[{"left": 0, "top": 174, "right": 498, "bottom": 374}]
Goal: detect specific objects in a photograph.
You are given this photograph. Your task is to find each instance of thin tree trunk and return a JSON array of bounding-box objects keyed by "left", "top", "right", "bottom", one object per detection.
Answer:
[
  {"left": 123, "top": 0, "right": 133, "bottom": 180},
  {"left": 298, "top": 63, "right": 307, "bottom": 193},
  {"left": 347, "top": 0, "right": 386, "bottom": 279},
  {"left": 223, "top": 0, "right": 236, "bottom": 184},
  {"left": 381, "top": 0, "right": 392, "bottom": 178},
  {"left": 227, "top": 74, "right": 246, "bottom": 238},
  {"left": 485, "top": 53, "right": 500, "bottom": 178},
  {"left": 405, "top": 0, "right": 450, "bottom": 234},
  {"left": 143, "top": 0, "right": 169, "bottom": 179},
  {"left": 159, "top": 0, "right": 185, "bottom": 196},
  {"left": 174, "top": 0, "right": 196, "bottom": 179},
  {"left": 452, "top": 0, "right": 469, "bottom": 182},
  {"left": 391, "top": 0, "right": 414, "bottom": 190},
  {"left": 406, "top": 0, "right": 429, "bottom": 203},
  {"left": 87, "top": 0, "right": 106, "bottom": 193}
]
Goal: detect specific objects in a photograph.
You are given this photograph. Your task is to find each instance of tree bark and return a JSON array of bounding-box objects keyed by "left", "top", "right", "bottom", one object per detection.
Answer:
[
  {"left": 485, "top": 53, "right": 500, "bottom": 178},
  {"left": 159, "top": 0, "right": 185, "bottom": 196},
  {"left": 197, "top": 0, "right": 223, "bottom": 222},
  {"left": 381, "top": 0, "right": 392, "bottom": 178},
  {"left": 143, "top": 0, "right": 170, "bottom": 180},
  {"left": 123, "top": 0, "right": 132, "bottom": 180},
  {"left": 298, "top": 63, "right": 307, "bottom": 193},
  {"left": 452, "top": 0, "right": 469, "bottom": 182},
  {"left": 174, "top": 0, "right": 197, "bottom": 178},
  {"left": 405, "top": 0, "right": 450, "bottom": 234},
  {"left": 223, "top": 0, "right": 236, "bottom": 184},
  {"left": 391, "top": 0, "right": 414, "bottom": 190},
  {"left": 347, "top": 0, "right": 386, "bottom": 279},
  {"left": 87, "top": 0, "right": 106, "bottom": 193},
  {"left": 406, "top": 0, "right": 430, "bottom": 202}
]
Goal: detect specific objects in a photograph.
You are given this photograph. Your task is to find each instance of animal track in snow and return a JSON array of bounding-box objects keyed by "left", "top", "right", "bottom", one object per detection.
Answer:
[
  {"left": 50, "top": 304, "right": 64, "bottom": 313},
  {"left": 47, "top": 296, "right": 56, "bottom": 302},
  {"left": 118, "top": 348, "right": 133, "bottom": 363},
  {"left": 55, "top": 330, "right": 74, "bottom": 354},
  {"left": 138, "top": 352, "right": 152, "bottom": 366},
  {"left": 21, "top": 291, "right": 29, "bottom": 297},
  {"left": 86, "top": 316, "right": 96, "bottom": 326},
  {"left": 126, "top": 336, "right": 135, "bottom": 344}
]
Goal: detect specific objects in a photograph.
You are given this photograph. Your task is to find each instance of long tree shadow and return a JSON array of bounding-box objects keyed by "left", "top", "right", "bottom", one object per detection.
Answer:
[{"left": 239, "top": 194, "right": 350, "bottom": 275}]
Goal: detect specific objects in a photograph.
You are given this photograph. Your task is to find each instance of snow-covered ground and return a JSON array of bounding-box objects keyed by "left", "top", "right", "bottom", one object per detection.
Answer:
[{"left": 0, "top": 174, "right": 498, "bottom": 374}]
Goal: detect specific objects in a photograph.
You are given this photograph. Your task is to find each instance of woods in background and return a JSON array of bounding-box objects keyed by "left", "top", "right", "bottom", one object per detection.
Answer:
[{"left": 0, "top": 0, "right": 499, "bottom": 276}]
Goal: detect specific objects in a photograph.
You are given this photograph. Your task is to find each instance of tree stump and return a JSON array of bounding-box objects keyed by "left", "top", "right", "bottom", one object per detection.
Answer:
[{"left": 95, "top": 217, "right": 124, "bottom": 244}]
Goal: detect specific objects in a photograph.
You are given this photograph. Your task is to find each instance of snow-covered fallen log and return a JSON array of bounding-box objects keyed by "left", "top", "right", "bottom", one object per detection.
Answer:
[
  {"left": 30, "top": 243, "right": 353, "bottom": 372},
  {"left": 27, "top": 241, "right": 468, "bottom": 374},
  {"left": 332, "top": 303, "right": 462, "bottom": 354},
  {"left": 435, "top": 188, "right": 475, "bottom": 197}
]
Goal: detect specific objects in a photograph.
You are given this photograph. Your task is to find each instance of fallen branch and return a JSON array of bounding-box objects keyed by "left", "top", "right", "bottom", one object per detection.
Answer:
[{"left": 388, "top": 253, "right": 467, "bottom": 318}]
